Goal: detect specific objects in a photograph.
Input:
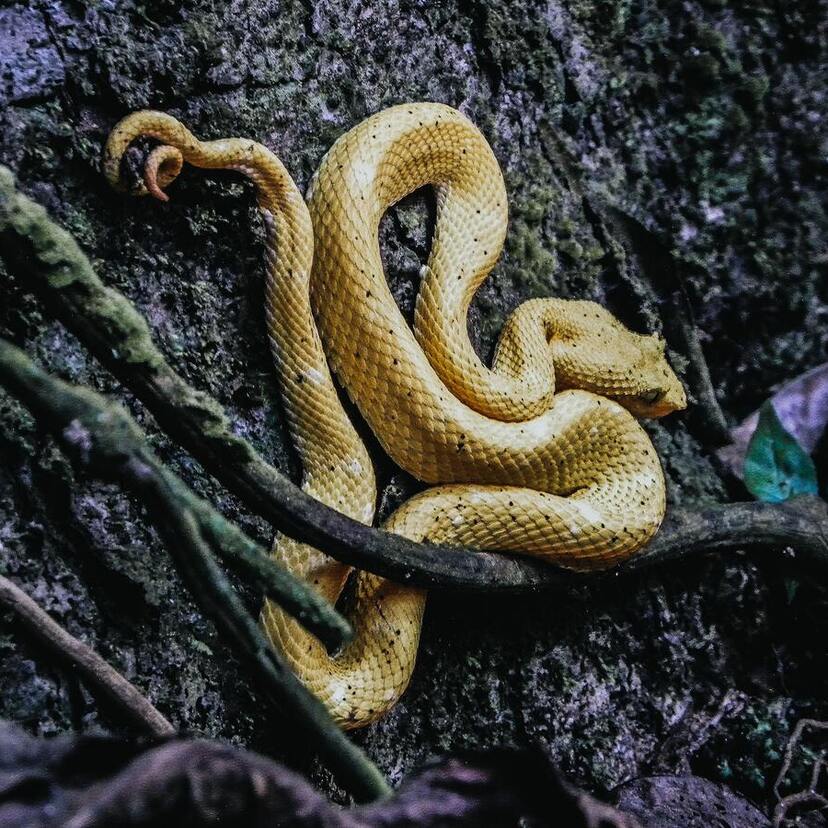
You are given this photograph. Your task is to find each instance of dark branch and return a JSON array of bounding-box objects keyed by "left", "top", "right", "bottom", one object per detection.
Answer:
[{"left": 0, "top": 165, "right": 825, "bottom": 597}]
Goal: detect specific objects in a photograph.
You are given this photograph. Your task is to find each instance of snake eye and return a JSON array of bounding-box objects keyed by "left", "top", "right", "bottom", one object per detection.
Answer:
[{"left": 641, "top": 389, "right": 663, "bottom": 404}]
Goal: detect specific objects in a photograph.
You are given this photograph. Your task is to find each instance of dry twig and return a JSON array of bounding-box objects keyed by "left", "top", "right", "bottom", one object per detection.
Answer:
[
  {"left": 772, "top": 718, "right": 828, "bottom": 827},
  {"left": 0, "top": 572, "right": 174, "bottom": 737}
]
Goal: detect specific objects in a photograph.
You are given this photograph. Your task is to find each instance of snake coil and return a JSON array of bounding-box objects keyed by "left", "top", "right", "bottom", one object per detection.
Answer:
[{"left": 104, "top": 102, "right": 686, "bottom": 729}]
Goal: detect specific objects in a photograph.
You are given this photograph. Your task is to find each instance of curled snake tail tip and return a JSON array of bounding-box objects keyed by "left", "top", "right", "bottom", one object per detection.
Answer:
[{"left": 147, "top": 186, "right": 169, "bottom": 203}]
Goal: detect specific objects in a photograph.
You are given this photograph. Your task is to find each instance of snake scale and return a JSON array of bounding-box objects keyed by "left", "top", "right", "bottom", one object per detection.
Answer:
[{"left": 104, "top": 102, "right": 686, "bottom": 729}]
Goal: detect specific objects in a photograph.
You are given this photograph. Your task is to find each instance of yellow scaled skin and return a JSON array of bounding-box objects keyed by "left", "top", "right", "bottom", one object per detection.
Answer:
[{"left": 103, "top": 102, "right": 686, "bottom": 731}]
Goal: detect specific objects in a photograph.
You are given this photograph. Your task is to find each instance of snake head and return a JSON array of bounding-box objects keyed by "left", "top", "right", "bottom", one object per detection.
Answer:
[
  {"left": 552, "top": 303, "right": 687, "bottom": 419},
  {"left": 614, "top": 334, "right": 687, "bottom": 419}
]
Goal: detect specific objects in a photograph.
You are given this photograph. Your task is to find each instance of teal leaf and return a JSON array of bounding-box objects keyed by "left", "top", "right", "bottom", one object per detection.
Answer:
[{"left": 744, "top": 401, "right": 818, "bottom": 503}]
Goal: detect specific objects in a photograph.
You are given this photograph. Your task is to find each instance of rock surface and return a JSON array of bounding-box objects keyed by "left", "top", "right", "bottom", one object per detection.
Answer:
[
  {"left": 0, "top": 719, "right": 636, "bottom": 827},
  {"left": 0, "top": 0, "right": 826, "bottom": 818},
  {"left": 614, "top": 774, "right": 770, "bottom": 828}
]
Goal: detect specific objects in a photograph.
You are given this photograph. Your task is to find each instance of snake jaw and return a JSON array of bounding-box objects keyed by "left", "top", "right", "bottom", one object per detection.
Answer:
[{"left": 616, "top": 373, "right": 687, "bottom": 419}]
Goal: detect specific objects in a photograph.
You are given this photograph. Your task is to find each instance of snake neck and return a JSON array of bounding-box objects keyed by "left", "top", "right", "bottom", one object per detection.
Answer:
[{"left": 490, "top": 298, "right": 678, "bottom": 406}]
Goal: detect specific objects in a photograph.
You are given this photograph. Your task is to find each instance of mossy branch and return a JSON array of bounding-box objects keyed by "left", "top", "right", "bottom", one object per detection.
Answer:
[
  {"left": 1, "top": 165, "right": 826, "bottom": 598},
  {"left": 0, "top": 331, "right": 349, "bottom": 651},
  {"left": 0, "top": 338, "right": 388, "bottom": 803}
]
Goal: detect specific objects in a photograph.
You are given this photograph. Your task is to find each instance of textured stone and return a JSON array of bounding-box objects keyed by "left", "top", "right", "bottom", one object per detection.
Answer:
[
  {"left": 0, "top": 0, "right": 826, "bottom": 816},
  {"left": 0, "top": 7, "right": 64, "bottom": 107},
  {"left": 614, "top": 774, "right": 770, "bottom": 827}
]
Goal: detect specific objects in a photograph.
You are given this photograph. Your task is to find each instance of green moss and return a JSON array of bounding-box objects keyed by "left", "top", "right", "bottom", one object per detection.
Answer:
[{"left": 556, "top": 238, "right": 585, "bottom": 261}]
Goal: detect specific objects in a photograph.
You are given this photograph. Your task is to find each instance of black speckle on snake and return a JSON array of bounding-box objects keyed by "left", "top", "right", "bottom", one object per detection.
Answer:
[{"left": 103, "top": 102, "right": 686, "bottom": 729}]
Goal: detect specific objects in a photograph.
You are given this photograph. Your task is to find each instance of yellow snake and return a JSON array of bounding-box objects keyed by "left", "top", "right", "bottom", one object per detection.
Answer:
[{"left": 103, "top": 102, "right": 686, "bottom": 730}]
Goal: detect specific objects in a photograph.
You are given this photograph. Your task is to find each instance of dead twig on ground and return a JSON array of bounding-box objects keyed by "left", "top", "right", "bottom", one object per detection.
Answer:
[
  {"left": 0, "top": 572, "right": 175, "bottom": 737},
  {"left": 772, "top": 718, "right": 828, "bottom": 827}
]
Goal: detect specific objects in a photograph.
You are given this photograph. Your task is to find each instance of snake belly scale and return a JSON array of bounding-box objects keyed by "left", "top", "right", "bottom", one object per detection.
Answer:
[{"left": 104, "top": 102, "right": 686, "bottom": 729}]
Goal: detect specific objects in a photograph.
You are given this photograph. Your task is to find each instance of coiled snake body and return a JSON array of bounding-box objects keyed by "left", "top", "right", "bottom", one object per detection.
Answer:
[{"left": 105, "top": 103, "right": 686, "bottom": 729}]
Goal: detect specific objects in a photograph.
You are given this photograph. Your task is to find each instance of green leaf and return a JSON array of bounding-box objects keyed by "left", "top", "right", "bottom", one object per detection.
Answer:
[{"left": 744, "top": 402, "right": 818, "bottom": 503}]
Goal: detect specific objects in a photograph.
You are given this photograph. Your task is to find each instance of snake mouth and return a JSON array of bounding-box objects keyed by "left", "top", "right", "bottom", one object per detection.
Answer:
[{"left": 613, "top": 385, "right": 688, "bottom": 419}]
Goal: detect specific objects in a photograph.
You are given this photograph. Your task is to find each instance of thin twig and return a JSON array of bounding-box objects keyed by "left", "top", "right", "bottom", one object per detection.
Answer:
[
  {"left": 773, "top": 718, "right": 828, "bottom": 827},
  {"left": 1, "top": 166, "right": 824, "bottom": 595},
  {"left": 0, "top": 338, "right": 389, "bottom": 803},
  {"left": 0, "top": 572, "right": 175, "bottom": 737},
  {"left": 774, "top": 790, "right": 828, "bottom": 828}
]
